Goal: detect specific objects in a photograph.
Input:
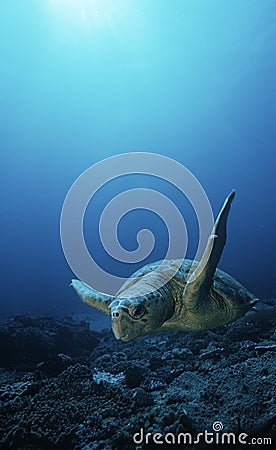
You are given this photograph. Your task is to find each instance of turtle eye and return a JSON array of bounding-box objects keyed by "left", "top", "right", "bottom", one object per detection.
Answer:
[{"left": 130, "top": 304, "right": 146, "bottom": 319}]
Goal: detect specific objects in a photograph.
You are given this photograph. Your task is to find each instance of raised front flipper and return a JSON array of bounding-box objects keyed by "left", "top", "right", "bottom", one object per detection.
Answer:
[
  {"left": 183, "top": 191, "right": 235, "bottom": 310},
  {"left": 71, "top": 280, "right": 113, "bottom": 315}
]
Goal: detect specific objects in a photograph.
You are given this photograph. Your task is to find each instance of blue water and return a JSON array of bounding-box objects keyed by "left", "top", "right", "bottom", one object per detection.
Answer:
[{"left": 1, "top": 0, "right": 275, "bottom": 317}]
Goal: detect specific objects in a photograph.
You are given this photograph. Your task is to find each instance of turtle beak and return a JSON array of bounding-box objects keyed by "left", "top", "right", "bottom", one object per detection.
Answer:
[
  {"left": 111, "top": 306, "right": 130, "bottom": 340},
  {"left": 111, "top": 303, "right": 143, "bottom": 341}
]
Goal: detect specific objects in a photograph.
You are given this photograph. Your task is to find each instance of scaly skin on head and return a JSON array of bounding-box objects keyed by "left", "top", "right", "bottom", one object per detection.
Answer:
[{"left": 110, "top": 288, "right": 175, "bottom": 341}]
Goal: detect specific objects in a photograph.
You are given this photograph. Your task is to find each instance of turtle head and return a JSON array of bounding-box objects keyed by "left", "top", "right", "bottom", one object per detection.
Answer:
[
  {"left": 110, "top": 291, "right": 174, "bottom": 342},
  {"left": 71, "top": 279, "right": 174, "bottom": 342}
]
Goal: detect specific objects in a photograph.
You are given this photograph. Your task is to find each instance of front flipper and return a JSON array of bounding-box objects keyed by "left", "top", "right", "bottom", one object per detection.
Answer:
[
  {"left": 71, "top": 280, "right": 113, "bottom": 315},
  {"left": 183, "top": 191, "right": 235, "bottom": 310}
]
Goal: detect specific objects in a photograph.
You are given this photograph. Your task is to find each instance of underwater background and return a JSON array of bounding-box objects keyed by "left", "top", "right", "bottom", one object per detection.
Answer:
[
  {"left": 1, "top": 2, "right": 276, "bottom": 449},
  {"left": 1, "top": 0, "right": 276, "bottom": 320}
]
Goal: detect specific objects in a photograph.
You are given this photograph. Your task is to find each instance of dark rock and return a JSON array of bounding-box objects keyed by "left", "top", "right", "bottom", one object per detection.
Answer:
[
  {"left": 199, "top": 347, "right": 225, "bottom": 360},
  {"left": 255, "top": 344, "right": 276, "bottom": 355},
  {"left": 35, "top": 354, "right": 72, "bottom": 377},
  {"left": 125, "top": 365, "right": 145, "bottom": 388},
  {"left": 149, "top": 357, "right": 164, "bottom": 370},
  {"left": 132, "top": 387, "right": 154, "bottom": 407},
  {"left": 141, "top": 377, "right": 167, "bottom": 391},
  {"left": 0, "top": 315, "right": 100, "bottom": 368}
]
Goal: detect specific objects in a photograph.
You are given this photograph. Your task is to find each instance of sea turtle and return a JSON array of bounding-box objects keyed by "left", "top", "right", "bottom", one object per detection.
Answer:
[{"left": 72, "top": 191, "right": 258, "bottom": 341}]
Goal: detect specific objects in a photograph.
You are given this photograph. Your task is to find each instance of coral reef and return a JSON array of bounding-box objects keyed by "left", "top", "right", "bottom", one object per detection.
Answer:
[{"left": 0, "top": 300, "right": 275, "bottom": 449}]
